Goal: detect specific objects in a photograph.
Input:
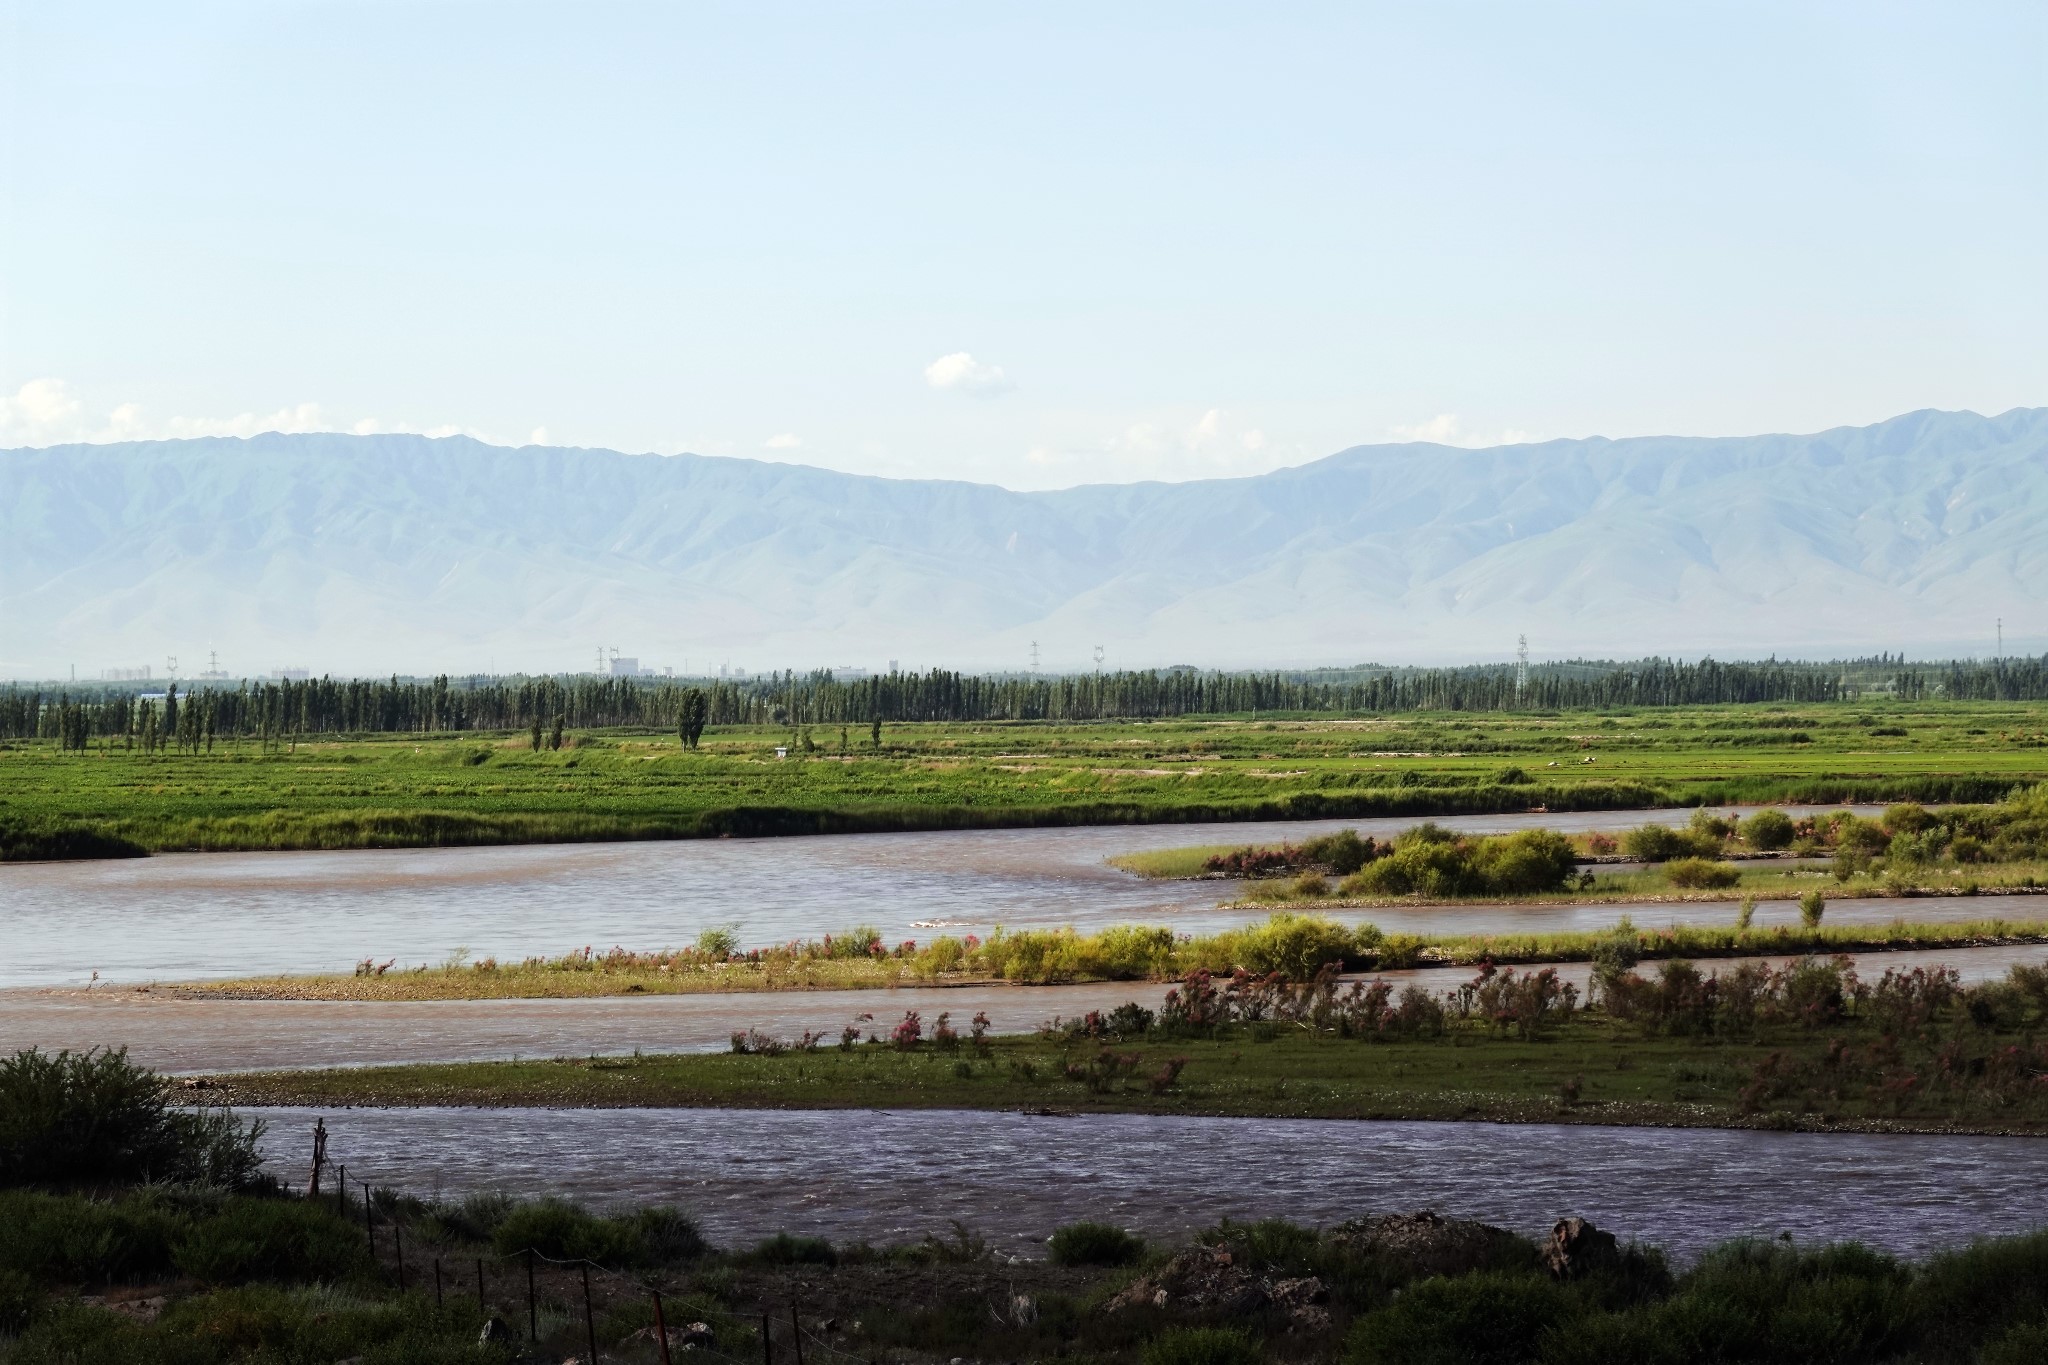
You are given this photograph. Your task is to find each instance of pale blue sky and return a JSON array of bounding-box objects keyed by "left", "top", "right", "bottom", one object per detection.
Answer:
[{"left": 3, "top": 1, "right": 2043, "bottom": 488}]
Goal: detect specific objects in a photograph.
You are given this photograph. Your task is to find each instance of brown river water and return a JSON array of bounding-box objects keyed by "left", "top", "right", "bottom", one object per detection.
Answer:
[
  {"left": 253, "top": 1105, "right": 2048, "bottom": 1262},
  {"left": 0, "top": 804, "right": 1910, "bottom": 988}
]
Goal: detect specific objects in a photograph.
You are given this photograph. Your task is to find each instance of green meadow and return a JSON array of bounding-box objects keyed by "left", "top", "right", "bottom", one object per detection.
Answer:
[{"left": 3, "top": 701, "right": 2045, "bottom": 857}]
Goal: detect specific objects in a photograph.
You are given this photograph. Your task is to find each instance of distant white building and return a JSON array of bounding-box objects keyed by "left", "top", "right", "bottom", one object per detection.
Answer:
[{"left": 609, "top": 656, "right": 641, "bottom": 678}]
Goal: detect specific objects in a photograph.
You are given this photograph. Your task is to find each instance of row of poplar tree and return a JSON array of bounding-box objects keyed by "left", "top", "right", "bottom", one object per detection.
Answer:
[{"left": 3, "top": 654, "right": 2044, "bottom": 744}]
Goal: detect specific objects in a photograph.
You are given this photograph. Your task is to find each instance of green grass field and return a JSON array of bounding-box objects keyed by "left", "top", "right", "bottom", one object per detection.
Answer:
[{"left": 4, "top": 701, "right": 2046, "bottom": 857}]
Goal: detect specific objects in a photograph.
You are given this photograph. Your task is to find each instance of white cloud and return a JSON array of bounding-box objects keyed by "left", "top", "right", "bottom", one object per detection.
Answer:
[
  {"left": 764, "top": 432, "right": 803, "bottom": 450},
  {"left": 923, "top": 351, "right": 1013, "bottom": 396},
  {"left": 0, "top": 377, "right": 536, "bottom": 448},
  {"left": 1022, "top": 408, "right": 1285, "bottom": 486},
  {"left": 1388, "top": 414, "right": 1540, "bottom": 448},
  {"left": 164, "top": 402, "right": 331, "bottom": 439},
  {"left": 0, "top": 378, "right": 88, "bottom": 443}
]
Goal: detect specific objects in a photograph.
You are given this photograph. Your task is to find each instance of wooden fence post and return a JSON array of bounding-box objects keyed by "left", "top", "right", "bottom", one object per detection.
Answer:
[
  {"left": 434, "top": 1257, "right": 443, "bottom": 1307},
  {"left": 582, "top": 1265, "right": 598, "bottom": 1365},
  {"left": 527, "top": 1249, "right": 537, "bottom": 1341},
  {"left": 761, "top": 1311, "right": 771, "bottom": 1365},
  {"left": 395, "top": 1221, "right": 405, "bottom": 1290},
  {"left": 791, "top": 1303, "right": 805, "bottom": 1365},
  {"left": 476, "top": 1257, "right": 485, "bottom": 1308},
  {"left": 652, "top": 1288, "right": 673, "bottom": 1365}
]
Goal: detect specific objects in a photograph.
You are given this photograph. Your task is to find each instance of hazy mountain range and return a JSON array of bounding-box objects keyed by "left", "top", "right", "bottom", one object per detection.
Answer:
[{"left": 3, "top": 407, "right": 2044, "bottom": 679}]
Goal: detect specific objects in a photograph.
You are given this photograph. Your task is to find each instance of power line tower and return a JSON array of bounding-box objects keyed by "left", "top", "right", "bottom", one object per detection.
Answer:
[
  {"left": 1997, "top": 618, "right": 2003, "bottom": 658},
  {"left": 1092, "top": 644, "right": 1105, "bottom": 672},
  {"left": 1515, "top": 634, "right": 1530, "bottom": 700},
  {"left": 1029, "top": 640, "right": 1040, "bottom": 672}
]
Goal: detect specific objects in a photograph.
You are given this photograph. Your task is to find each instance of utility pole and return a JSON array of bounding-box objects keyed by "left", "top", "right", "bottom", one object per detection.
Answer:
[
  {"left": 1997, "top": 618, "right": 2003, "bottom": 658},
  {"left": 1515, "top": 634, "right": 1530, "bottom": 700}
]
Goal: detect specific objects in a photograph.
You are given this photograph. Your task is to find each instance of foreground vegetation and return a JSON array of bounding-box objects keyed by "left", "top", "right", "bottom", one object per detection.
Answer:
[
  {"left": 16, "top": 1046, "right": 2048, "bottom": 1362},
  {"left": 4, "top": 700, "right": 2046, "bottom": 858},
  {"left": 213, "top": 957, "right": 2048, "bottom": 1136}
]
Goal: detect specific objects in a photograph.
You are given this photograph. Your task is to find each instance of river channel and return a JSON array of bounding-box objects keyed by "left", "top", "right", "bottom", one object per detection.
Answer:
[
  {"left": 0, "top": 805, "right": 1908, "bottom": 988},
  {"left": 255, "top": 1105, "right": 2048, "bottom": 1263}
]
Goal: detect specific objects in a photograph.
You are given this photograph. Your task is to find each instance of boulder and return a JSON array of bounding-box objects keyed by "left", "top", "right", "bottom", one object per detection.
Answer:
[
  {"left": 1541, "top": 1217, "right": 1620, "bottom": 1280},
  {"left": 1329, "top": 1210, "right": 1527, "bottom": 1279},
  {"left": 478, "top": 1316, "right": 517, "bottom": 1347}
]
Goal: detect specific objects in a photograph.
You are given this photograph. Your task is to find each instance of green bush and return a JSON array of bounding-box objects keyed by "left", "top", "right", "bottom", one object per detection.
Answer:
[
  {"left": 1343, "top": 828, "right": 1578, "bottom": 898},
  {"left": 0, "top": 1190, "right": 186, "bottom": 1283},
  {"left": 1301, "top": 829, "right": 1379, "bottom": 874},
  {"left": 1142, "top": 1326, "right": 1262, "bottom": 1365},
  {"left": 1664, "top": 858, "right": 1740, "bottom": 889},
  {"left": 1348, "top": 1270, "right": 1568, "bottom": 1364},
  {"left": 1192, "top": 914, "right": 1363, "bottom": 978},
  {"left": 1046, "top": 1221, "right": 1145, "bottom": 1267},
  {"left": 172, "top": 1198, "right": 372, "bottom": 1285},
  {"left": 751, "top": 1232, "right": 837, "bottom": 1265},
  {"left": 0, "top": 1267, "right": 42, "bottom": 1334},
  {"left": 1742, "top": 809, "right": 1796, "bottom": 851},
  {"left": 1620, "top": 823, "right": 1720, "bottom": 862},
  {"left": 488, "top": 1197, "right": 703, "bottom": 1267},
  {"left": 0, "top": 1048, "right": 264, "bottom": 1189}
]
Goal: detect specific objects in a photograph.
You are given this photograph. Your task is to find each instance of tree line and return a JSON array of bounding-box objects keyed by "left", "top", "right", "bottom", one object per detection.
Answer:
[{"left": 3, "top": 653, "right": 2043, "bottom": 743}]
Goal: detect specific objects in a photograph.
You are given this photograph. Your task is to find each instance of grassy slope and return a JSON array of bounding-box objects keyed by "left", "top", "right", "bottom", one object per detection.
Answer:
[
  {"left": 3, "top": 701, "right": 2046, "bottom": 856},
  {"left": 205, "top": 1016, "right": 2048, "bottom": 1135}
]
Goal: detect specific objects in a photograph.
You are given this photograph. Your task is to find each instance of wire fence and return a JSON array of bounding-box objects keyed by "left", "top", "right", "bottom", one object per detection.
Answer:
[{"left": 297, "top": 1124, "right": 880, "bottom": 1365}]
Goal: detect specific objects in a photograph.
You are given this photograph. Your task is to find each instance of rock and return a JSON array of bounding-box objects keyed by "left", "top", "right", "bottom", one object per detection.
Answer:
[
  {"left": 626, "top": 1322, "right": 717, "bottom": 1351},
  {"left": 1009, "top": 1294, "right": 1037, "bottom": 1326},
  {"left": 478, "top": 1316, "right": 517, "bottom": 1346},
  {"left": 1330, "top": 1210, "right": 1526, "bottom": 1279},
  {"left": 1106, "top": 1247, "right": 1327, "bottom": 1330},
  {"left": 1541, "top": 1217, "right": 1620, "bottom": 1280}
]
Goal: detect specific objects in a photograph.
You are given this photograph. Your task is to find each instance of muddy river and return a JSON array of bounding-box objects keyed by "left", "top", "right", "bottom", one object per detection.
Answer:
[
  {"left": 254, "top": 1105, "right": 2048, "bottom": 1262},
  {"left": 0, "top": 805, "right": 1912, "bottom": 988}
]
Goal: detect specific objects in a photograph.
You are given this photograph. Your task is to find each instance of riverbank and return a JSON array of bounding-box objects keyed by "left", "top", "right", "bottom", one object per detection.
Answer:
[{"left": 203, "top": 973, "right": 2048, "bottom": 1138}]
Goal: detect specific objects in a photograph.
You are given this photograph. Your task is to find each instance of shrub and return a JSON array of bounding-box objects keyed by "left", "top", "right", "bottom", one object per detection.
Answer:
[
  {"left": 1142, "top": 1326, "right": 1262, "bottom": 1365},
  {"left": 1301, "top": 829, "right": 1380, "bottom": 874},
  {"left": 0, "top": 1189, "right": 186, "bottom": 1283},
  {"left": 1742, "top": 809, "right": 1796, "bottom": 851},
  {"left": 1047, "top": 1221, "right": 1145, "bottom": 1267},
  {"left": 173, "top": 1198, "right": 372, "bottom": 1285},
  {"left": 1664, "top": 857, "right": 1740, "bottom": 890},
  {"left": 1344, "top": 827, "right": 1578, "bottom": 898},
  {"left": 751, "top": 1232, "right": 837, "bottom": 1265},
  {"left": 0, "top": 1268, "right": 42, "bottom": 1334},
  {"left": 1494, "top": 765, "right": 1534, "bottom": 785},
  {"left": 1799, "top": 890, "right": 1827, "bottom": 929},
  {"left": 1347, "top": 1269, "right": 1569, "bottom": 1364},
  {"left": 1620, "top": 823, "right": 1716, "bottom": 862},
  {"left": 490, "top": 1198, "right": 703, "bottom": 1267},
  {"left": 0, "top": 1048, "right": 265, "bottom": 1189}
]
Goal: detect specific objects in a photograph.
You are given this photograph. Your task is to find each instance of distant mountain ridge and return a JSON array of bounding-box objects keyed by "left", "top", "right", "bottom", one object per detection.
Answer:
[{"left": 3, "top": 407, "right": 2045, "bottom": 677}]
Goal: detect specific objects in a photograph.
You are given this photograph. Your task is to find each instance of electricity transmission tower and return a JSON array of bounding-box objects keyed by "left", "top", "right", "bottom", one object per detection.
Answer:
[
  {"left": 1092, "top": 645, "right": 1105, "bottom": 671},
  {"left": 1515, "top": 635, "right": 1529, "bottom": 699},
  {"left": 1029, "top": 640, "right": 1040, "bottom": 671}
]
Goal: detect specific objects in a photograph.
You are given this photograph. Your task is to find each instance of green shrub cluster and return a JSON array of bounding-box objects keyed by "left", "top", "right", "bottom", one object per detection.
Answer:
[
  {"left": 489, "top": 1196, "right": 705, "bottom": 1267},
  {"left": 1341, "top": 825, "right": 1581, "bottom": 897},
  {"left": 0, "top": 1048, "right": 265, "bottom": 1190},
  {"left": 1048, "top": 1221, "right": 1147, "bottom": 1267}
]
